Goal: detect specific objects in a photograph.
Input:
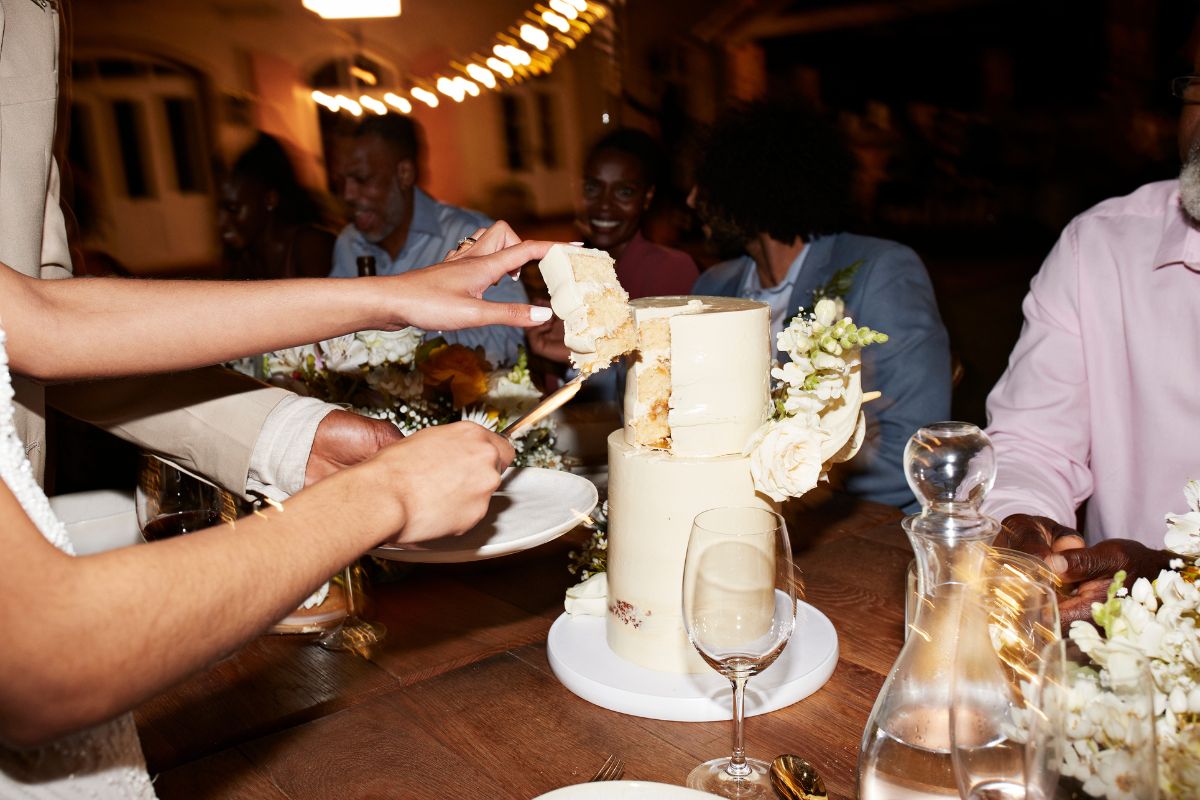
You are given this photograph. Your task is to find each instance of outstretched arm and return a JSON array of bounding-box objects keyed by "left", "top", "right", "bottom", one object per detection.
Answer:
[
  {"left": 0, "top": 421, "right": 510, "bottom": 748},
  {"left": 1, "top": 235, "right": 554, "bottom": 382}
]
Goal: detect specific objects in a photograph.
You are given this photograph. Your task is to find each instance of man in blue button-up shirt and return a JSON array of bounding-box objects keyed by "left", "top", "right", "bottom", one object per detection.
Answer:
[{"left": 329, "top": 116, "right": 526, "bottom": 365}]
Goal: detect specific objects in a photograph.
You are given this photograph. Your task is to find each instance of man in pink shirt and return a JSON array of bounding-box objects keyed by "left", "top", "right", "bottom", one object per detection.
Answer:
[{"left": 984, "top": 72, "right": 1200, "bottom": 622}]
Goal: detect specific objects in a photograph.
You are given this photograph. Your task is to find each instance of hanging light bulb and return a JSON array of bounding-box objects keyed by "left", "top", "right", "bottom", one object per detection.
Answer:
[
  {"left": 359, "top": 95, "right": 387, "bottom": 115},
  {"left": 311, "top": 89, "right": 340, "bottom": 111},
  {"left": 411, "top": 86, "right": 439, "bottom": 108},
  {"left": 486, "top": 57, "right": 515, "bottom": 79},
  {"left": 548, "top": 0, "right": 577, "bottom": 19},
  {"left": 493, "top": 44, "right": 531, "bottom": 66},
  {"left": 302, "top": 0, "right": 400, "bottom": 19},
  {"left": 455, "top": 76, "right": 480, "bottom": 97},
  {"left": 519, "top": 24, "right": 550, "bottom": 51},
  {"left": 436, "top": 76, "right": 466, "bottom": 102},
  {"left": 541, "top": 11, "right": 569, "bottom": 33},
  {"left": 334, "top": 95, "right": 363, "bottom": 116},
  {"left": 465, "top": 63, "right": 496, "bottom": 89},
  {"left": 383, "top": 92, "right": 412, "bottom": 113}
]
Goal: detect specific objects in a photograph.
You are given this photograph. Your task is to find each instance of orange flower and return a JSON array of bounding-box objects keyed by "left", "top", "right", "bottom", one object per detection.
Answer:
[{"left": 419, "top": 344, "right": 490, "bottom": 408}]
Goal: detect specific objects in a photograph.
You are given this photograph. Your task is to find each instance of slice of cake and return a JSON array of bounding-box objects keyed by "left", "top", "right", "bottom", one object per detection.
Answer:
[{"left": 537, "top": 244, "right": 636, "bottom": 375}]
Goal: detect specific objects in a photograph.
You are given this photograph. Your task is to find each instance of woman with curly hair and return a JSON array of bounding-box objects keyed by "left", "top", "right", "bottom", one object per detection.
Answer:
[{"left": 692, "top": 101, "right": 951, "bottom": 512}]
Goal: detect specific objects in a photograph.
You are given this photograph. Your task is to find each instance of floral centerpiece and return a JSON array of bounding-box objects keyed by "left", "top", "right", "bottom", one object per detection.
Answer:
[
  {"left": 241, "top": 329, "right": 566, "bottom": 469},
  {"left": 1058, "top": 480, "right": 1200, "bottom": 798},
  {"left": 746, "top": 296, "right": 887, "bottom": 501}
]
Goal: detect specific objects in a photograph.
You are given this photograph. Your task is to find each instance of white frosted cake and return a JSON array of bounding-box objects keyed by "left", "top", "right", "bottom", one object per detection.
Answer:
[
  {"left": 538, "top": 244, "right": 636, "bottom": 375},
  {"left": 607, "top": 296, "right": 778, "bottom": 673}
]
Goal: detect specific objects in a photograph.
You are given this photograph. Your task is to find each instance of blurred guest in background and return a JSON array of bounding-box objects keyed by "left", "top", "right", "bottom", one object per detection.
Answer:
[
  {"left": 524, "top": 129, "right": 697, "bottom": 400},
  {"left": 329, "top": 115, "right": 526, "bottom": 364},
  {"left": 219, "top": 133, "right": 335, "bottom": 281},
  {"left": 691, "top": 101, "right": 951, "bottom": 512},
  {"left": 579, "top": 128, "right": 697, "bottom": 298}
]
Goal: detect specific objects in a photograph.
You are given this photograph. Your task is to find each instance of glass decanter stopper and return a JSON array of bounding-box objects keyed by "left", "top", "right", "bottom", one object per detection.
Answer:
[{"left": 857, "top": 422, "right": 1000, "bottom": 799}]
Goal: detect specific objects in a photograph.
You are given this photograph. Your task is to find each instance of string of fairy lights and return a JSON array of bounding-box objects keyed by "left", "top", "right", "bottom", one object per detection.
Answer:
[{"left": 311, "top": 0, "right": 608, "bottom": 115}]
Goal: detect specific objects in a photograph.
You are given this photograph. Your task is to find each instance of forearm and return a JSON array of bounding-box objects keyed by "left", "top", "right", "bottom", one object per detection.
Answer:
[
  {"left": 0, "top": 465, "right": 397, "bottom": 747},
  {"left": 5, "top": 272, "right": 391, "bottom": 381}
]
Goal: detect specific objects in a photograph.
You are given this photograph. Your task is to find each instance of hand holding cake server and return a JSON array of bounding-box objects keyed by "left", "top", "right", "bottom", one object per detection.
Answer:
[{"left": 0, "top": 226, "right": 556, "bottom": 761}]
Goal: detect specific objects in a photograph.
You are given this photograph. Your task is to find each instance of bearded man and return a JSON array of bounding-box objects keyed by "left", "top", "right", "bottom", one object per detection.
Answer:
[
  {"left": 329, "top": 115, "right": 526, "bottom": 364},
  {"left": 985, "top": 72, "right": 1200, "bottom": 623}
]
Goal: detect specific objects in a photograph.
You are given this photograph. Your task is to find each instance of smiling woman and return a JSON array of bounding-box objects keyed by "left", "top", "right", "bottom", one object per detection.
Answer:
[{"left": 578, "top": 128, "right": 698, "bottom": 300}]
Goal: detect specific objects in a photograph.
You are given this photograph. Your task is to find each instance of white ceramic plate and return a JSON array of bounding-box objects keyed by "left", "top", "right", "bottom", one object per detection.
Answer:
[
  {"left": 533, "top": 781, "right": 720, "bottom": 800},
  {"left": 370, "top": 467, "right": 598, "bottom": 563}
]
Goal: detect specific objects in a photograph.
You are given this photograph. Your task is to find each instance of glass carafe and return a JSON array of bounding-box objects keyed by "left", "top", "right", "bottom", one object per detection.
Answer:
[{"left": 857, "top": 422, "right": 1000, "bottom": 799}]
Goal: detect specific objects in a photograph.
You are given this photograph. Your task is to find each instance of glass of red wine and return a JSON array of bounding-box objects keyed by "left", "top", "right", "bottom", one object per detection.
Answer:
[{"left": 135, "top": 453, "right": 234, "bottom": 541}]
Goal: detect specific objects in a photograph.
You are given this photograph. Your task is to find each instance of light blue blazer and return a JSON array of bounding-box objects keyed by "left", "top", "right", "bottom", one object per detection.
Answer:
[{"left": 693, "top": 233, "right": 952, "bottom": 512}]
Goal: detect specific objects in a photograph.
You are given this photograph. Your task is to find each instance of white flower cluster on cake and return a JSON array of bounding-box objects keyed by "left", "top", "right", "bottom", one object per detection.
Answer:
[
  {"left": 1057, "top": 480, "right": 1200, "bottom": 798},
  {"left": 232, "top": 330, "right": 565, "bottom": 470},
  {"left": 745, "top": 297, "right": 887, "bottom": 501}
]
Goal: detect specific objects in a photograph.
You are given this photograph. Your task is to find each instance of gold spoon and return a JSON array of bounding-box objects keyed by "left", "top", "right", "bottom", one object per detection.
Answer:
[{"left": 769, "top": 755, "right": 828, "bottom": 800}]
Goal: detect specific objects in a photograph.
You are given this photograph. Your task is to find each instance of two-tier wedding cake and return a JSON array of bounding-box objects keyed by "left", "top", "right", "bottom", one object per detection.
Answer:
[
  {"left": 538, "top": 244, "right": 882, "bottom": 678},
  {"left": 607, "top": 296, "right": 777, "bottom": 673}
]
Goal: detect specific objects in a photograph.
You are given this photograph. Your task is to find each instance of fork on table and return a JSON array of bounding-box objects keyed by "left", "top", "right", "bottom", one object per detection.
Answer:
[{"left": 588, "top": 754, "right": 625, "bottom": 782}]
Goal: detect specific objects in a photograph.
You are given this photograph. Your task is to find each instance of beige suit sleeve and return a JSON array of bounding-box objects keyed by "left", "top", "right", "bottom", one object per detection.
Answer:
[
  {"left": 39, "top": 157, "right": 72, "bottom": 280},
  {"left": 46, "top": 368, "right": 290, "bottom": 495}
]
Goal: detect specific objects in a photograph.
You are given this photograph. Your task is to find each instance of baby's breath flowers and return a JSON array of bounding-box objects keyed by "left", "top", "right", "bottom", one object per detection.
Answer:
[
  {"left": 746, "top": 296, "right": 887, "bottom": 501},
  {"left": 1057, "top": 481, "right": 1200, "bottom": 798},
  {"left": 568, "top": 500, "right": 608, "bottom": 579},
  {"left": 248, "top": 334, "right": 564, "bottom": 469}
]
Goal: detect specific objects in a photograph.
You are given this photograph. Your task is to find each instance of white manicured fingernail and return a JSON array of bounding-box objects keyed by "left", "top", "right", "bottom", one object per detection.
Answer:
[
  {"left": 530, "top": 306, "right": 553, "bottom": 322},
  {"left": 569, "top": 241, "right": 584, "bottom": 246},
  {"left": 1046, "top": 554, "right": 1067, "bottom": 574},
  {"left": 511, "top": 268, "right": 521, "bottom": 281}
]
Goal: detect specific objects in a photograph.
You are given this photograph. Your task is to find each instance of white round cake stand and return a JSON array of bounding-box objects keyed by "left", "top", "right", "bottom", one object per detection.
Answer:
[{"left": 546, "top": 600, "right": 838, "bottom": 722}]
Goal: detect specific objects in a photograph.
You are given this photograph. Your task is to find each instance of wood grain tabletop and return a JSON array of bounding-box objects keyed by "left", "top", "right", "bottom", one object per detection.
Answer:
[{"left": 135, "top": 495, "right": 909, "bottom": 799}]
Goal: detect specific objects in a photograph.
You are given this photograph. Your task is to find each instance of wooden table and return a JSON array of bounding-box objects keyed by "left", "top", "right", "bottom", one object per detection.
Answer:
[{"left": 135, "top": 497, "right": 910, "bottom": 799}]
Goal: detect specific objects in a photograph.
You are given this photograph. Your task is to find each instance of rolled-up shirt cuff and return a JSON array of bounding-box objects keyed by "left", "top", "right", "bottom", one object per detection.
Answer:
[{"left": 247, "top": 394, "right": 337, "bottom": 501}]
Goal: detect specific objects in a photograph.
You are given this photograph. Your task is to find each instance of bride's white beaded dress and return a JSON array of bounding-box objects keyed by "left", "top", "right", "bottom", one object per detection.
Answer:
[{"left": 0, "top": 325, "right": 157, "bottom": 798}]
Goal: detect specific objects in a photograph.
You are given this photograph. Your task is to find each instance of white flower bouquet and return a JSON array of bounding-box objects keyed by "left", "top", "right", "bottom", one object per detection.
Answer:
[
  {"left": 237, "top": 329, "right": 566, "bottom": 469},
  {"left": 1059, "top": 480, "right": 1200, "bottom": 797},
  {"left": 746, "top": 296, "right": 887, "bottom": 501}
]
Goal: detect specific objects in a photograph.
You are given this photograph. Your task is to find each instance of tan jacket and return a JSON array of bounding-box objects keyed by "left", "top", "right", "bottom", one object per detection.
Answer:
[{"left": 2, "top": 0, "right": 289, "bottom": 493}]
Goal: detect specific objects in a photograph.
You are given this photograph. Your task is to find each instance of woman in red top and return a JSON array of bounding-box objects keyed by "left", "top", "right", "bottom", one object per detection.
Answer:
[
  {"left": 527, "top": 129, "right": 698, "bottom": 394},
  {"left": 579, "top": 128, "right": 698, "bottom": 299}
]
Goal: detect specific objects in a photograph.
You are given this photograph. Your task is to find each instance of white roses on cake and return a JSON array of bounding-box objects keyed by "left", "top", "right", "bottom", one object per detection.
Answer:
[
  {"left": 745, "top": 297, "right": 886, "bottom": 501},
  {"left": 746, "top": 420, "right": 824, "bottom": 502}
]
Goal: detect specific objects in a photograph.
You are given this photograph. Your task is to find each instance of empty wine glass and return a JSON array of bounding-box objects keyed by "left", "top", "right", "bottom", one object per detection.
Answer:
[
  {"left": 317, "top": 559, "right": 387, "bottom": 656},
  {"left": 135, "top": 452, "right": 236, "bottom": 541},
  {"left": 1026, "top": 638, "right": 1157, "bottom": 800},
  {"left": 950, "top": 572, "right": 1060, "bottom": 800},
  {"left": 683, "top": 506, "right": 796, "bottom": 799},
  {"left": 905, "top": 547, "right": 1063, "bottom": 640},
  {"left": 136, "top": 453, "right": 354, "bottom": 638}
]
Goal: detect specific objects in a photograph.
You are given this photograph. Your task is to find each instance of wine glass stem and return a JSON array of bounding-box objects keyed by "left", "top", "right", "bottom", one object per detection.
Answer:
[
  {"left": 342, "top": 564, "right": 356, "bottom": 618},
  {"left": 726, "top": 675, "right": 751, "bottom": 778}
]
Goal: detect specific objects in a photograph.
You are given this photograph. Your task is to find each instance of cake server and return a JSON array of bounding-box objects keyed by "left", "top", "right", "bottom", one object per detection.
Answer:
[{"left": 500, "top": 374, "right": 585, "bottom": 440}]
